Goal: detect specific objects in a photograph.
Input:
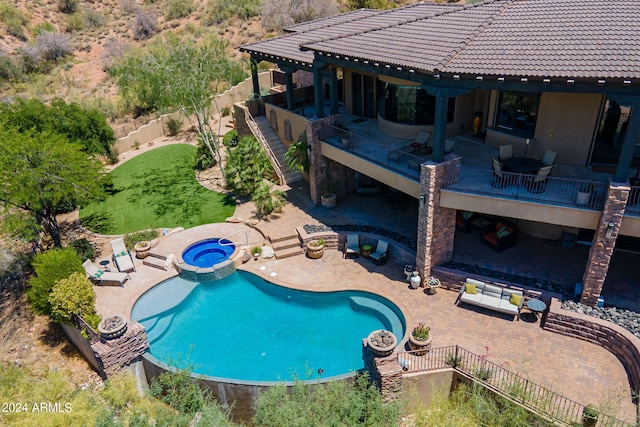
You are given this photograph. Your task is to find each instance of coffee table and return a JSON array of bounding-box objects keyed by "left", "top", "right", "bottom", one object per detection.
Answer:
[{"left": 526, "top": 299, "right": 547, "bottom": 320}]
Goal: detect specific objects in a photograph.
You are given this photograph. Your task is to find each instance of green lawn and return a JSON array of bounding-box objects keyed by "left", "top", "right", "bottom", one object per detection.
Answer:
[{"left": 80, "top": 145, "right": 235, "bottom": 234}]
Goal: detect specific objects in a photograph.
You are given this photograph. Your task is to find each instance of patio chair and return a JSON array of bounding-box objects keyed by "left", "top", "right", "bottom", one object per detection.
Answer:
[
  {"left": 344, "top": 233, "right": 360, "bottom": 258},
  {"left": 491, "top": 157, "right": 507, "bottom": 188},
  {"left": 387, "top": 132, "right": 431, "bottom": 163},
  {"left": 110, "top": 237, "right": 136, "bottom": 273},
  {"left": 499, "top": 144, "right": 513, "bottom": 162},
  {"left": 83, "top": 259, "right": 130, "bottom": 286},
  {"left": 541, "top": 149, "right": 558, "bottom": 166},
  {"left": 369, "top": 240, "right": 389, "bottom": 265},
  {"left": 526, "top": 165, "right": 553, "bottom": 193}
]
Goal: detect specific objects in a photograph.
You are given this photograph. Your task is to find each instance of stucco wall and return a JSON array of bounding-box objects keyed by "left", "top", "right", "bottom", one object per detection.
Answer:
[{"left": 264, "top": 103, "right": 309, "bottom": 152}]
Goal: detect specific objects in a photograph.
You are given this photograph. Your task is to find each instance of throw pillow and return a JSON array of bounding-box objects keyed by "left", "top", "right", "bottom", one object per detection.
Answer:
[
  {"left": 95, "top": 270, "right": 104, "bottom": 278},
  {"left": 496, "top": 227, "right": 511, "bottom": 238},
  {"left": 411, "top": 142, "right": 421, "bottom": 148},
  {"left": 465, "top": 283, "right": 477, "bottom": 294},
  {"left": 510, "top": 293, "right": 523, "bottom": 306},
  {"left": 119, "top": 251, "right": 127, "bottom": 257}
]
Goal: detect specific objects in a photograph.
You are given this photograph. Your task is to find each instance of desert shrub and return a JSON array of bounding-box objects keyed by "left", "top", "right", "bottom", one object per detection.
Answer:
[
  {"left": 195, "top": 137, "right": 217, "bottom": 170},
  {"left": 132, "top": 11, "right": 157, "bottom": 40},
  {"left": 65, "top": 12, "right": 85, "bottom": 32},
  {"left": 254, "top": 373, "right": 399, "bottom": 426},
  {"left": 119, "top": 0, "right": 139, "bottom": 14},
  {"left": 100, "top": 37, "right": 130, "bottom": 71},
  {"left": 165, "top": 0, "right": 196, "bottom": 20},
  {"left": 203, "top": 0, "right": 259, "bottom": 25},
  {"left": 34, "top": 31, "right": 73, "bottom": 63},
  {"left": 0, "top": 53, "right": 23, "bottom": 82},
  {"left": 261, "top": 0, "right": 339, "bottom": 32},
  {"left": 49, "top": 272, "right": 96, "bottom": 325},
  {"left": 32, "top": 22, "right": 57, "bottom": 35},
  {"left": 59, "top": 0, "right": 79, "bottom": 14},
  {"left": 222, "top": 129, "right": 238, "bottom": 147},
  {"left": 27, "top": 248, "right": 84, "bottom": 315},
  {"left": 0, "top": 2, "right": 28, "bottom": 40},
  {"left": 124, "top": 230, "right": 158, "bottom": 249},
  {"left": 221, "top": 106, "right": 231, "bottom": 117},
  {"left": 164, "top": 117, "right": 182, "bottom": 136},
  {"left": 68, "top": 238, "right": 96, "bottom": 261},
  {"left": 149, "top": 370, "right": 205, "bottom": 414},
  {"left": 252, "top": 181, "right": 286, "bottom": 216},
  {"left": 84, "top": 8, "right": 107, "bottom": 28},
  {"left": 224, "top": 135, "right": 275, "bottom": 196}
]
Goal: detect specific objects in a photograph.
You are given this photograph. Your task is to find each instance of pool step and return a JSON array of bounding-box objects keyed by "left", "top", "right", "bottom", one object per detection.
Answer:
[
  {"left": 270, "top": 235, "right": 304, "bottom": 259},
  {"left": 147, "top": 250, "right": 167, "bottom": 261}
]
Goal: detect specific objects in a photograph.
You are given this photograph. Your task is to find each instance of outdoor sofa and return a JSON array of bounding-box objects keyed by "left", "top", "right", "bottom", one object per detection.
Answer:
[{"left": 456, "top": 278, "right": 524, "bottom": 320}]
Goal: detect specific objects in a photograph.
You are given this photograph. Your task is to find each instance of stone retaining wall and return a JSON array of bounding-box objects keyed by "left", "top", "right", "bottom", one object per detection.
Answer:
[
  {"left": 362, "top": 339, "right": 403, "bottom": 402},
  {"left": 91, "top": 321, "right": 150, "bottom": 379},
  {"left": 544, "top": 297, "right": 640, "bottom": 396}
]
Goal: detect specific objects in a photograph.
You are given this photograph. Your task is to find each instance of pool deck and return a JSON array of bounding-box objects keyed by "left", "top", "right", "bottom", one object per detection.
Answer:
[{"left": 94, "top": 222, "right": 637, "bottom": 423}]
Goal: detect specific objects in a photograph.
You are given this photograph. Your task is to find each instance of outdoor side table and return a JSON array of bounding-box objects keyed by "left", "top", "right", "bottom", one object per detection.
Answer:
[
  {"left": 99, "top": 259, "right": 111, "bottom": 272},
  {"left": 526, "top": 299, "right": 547, "bottom": 320}
]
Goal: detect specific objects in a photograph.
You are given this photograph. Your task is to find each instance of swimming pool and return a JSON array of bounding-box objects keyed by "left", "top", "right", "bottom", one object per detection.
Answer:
[
  {"left": 181, "top": 238, "right": 235, "bottom": 268},
  {"left": 131, "top": 271, "right": 406, "bottom": 382}
]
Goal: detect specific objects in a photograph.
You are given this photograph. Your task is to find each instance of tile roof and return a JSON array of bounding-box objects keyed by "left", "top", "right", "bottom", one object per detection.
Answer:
[
  {"left": 240, "top": 3, "right": 463, "bottom": 67},
  {"left": 241, "top": 0, "right": 640, "bottom": 81}
]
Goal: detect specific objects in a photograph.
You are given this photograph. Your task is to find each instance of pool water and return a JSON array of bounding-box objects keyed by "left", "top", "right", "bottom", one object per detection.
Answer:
[
  {"left": 181, "top": 238, "right": 235, "bottom": 268},
  {"left": 131, "top": 271, "right": 405, "bottom": 382}
]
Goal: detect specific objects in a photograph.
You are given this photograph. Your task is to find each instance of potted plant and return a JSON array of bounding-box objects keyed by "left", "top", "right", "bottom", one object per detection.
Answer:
[
  {"left": 134, "top": 240, "right": 151, "bottom": 259},
  {"left": 408, "top": 322, "right": 432, "bottom": 355},
  {"left": 251, "top": 246, "right": 262, "bottom": 260},
  {"left": 576, "top": 182, "right": 594, "bottom": 206},
  {"left": 306, "top": 238, "right": 325, "bottom": 259},
  {"left": 582, "top": 404, "right": 599, "bottom": 427},
  {"left": 367, "top": 329, "right": 397, "bottom": 357},
  {"left": 320, "top": 181, "right": 337, "bottom": 209},
  {"left": 426, "top": 276, "right": 441, "bottom": 294}
]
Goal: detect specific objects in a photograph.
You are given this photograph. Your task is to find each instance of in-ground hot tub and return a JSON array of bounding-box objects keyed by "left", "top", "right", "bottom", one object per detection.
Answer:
[{"left": 175, "top": 238, "right": 238, "bottom": 281}]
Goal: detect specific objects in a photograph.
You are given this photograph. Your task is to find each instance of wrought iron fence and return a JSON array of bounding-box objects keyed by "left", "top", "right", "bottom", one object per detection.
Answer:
[
  {"left": 397, "top": 345, "right": 635, "bottom": 427},
  {"left": 625, "top": 186, "right": 640, "bottom": 217},
  {"left": 441, "top": 167, "right": 609, "bottom": 211}
]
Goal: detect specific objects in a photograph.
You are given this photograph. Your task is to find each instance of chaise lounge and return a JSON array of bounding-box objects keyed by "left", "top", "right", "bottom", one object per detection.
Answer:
[
  {"left": 110, "top": 237, "right": 136, "bottom": 273},
  {"left": 83, "top": 259, "right": 130, "bottom": 286}
]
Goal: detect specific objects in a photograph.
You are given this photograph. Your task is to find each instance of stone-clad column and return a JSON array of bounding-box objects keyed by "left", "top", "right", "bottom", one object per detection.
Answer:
[
  {"left": 415, "top": 156, "right": 460, "bottom": 282},
  {"left": 580, "top": 181, "right": 629, "bottom": 306}
]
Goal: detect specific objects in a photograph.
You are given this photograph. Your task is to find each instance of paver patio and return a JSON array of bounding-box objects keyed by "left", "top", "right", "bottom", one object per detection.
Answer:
[{"left": 94, "top": 223, "right": 636, "bottom": 423}]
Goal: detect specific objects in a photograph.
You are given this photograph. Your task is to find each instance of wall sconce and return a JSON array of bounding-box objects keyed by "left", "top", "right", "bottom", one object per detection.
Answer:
[
  {"left": 606, "top": 222, "right": 615, "bottom": 239},
  {"left": 419, "top": 194, "right": 426, "bottom": 208}
]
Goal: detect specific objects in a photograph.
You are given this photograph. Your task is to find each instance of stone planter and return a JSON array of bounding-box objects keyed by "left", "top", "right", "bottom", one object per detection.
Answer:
[
  {"left": 408, "top": 334, "right": 432, "bottom": 355},
  {"left": 98, "top": 315, "right": 128, "bottom": 340},
  {"left": 367, "top": 329, "right": 397, "bottom": 357},
  {"left": 321, "top": 192, "right": 337, "bottom": 208},
  {"left": 134, "top": 241, "right": 151, "bottom": 259},
  {"left": 307, "top": 241, "right": 325, "bottom": 259}
]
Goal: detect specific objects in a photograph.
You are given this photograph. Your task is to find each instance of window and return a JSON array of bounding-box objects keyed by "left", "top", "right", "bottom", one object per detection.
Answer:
[
  {"left": 379, "top": 83, "right": 454, "bottom": 125},
  {"left": 284, "top": 119, "right": 292, "bottom": 141},
  {"left": 495, "top": 91, "right": 540, "bottom": 137}
]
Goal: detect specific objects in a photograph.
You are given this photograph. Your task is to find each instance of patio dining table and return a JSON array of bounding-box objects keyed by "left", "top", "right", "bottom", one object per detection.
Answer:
[{"left": 503, "top": 157, "right": 544, "bottom": 174}]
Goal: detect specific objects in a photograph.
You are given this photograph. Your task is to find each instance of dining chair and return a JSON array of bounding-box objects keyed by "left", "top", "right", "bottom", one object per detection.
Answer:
[
  {"left": 491, "top": 157, "right": 507, "bottom": 188},
  {"left": 526, "top": 165, "right": 553, "bottom": 193},
  {"left": 499, "top": 144, "right": 513, "bottom": 162},
  {"left": 541, "top": 149, "right": 558, "bottom": 166}
]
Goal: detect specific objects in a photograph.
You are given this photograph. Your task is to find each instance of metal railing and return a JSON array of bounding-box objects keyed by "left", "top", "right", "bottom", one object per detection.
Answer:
[
  {"left": 242, "top": 104, "right": 287, "bottom": 186},
  {"left": 441, "top": 167, "right": 609, "bottom": 211},
  {"left": 625, "top": 186, "right": 640, "bottom": 217},
  {"left": 398, "top": 345, "right": 635, "bottom": 427},
  {"left": 322, "top": 125, "right": 421, "bottom": 180},
  {"left": 218, "top": 230, "right": 249, "bottom": 249}
]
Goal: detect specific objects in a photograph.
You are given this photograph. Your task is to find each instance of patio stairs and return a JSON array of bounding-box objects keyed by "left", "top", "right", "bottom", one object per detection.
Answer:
[
  {"left": 252, "top": 116, "right": 303, "bottom": 185},
  {"left": 143, "top": 251, "right": 174, "bottom": 271},
  {"left": 270, "top": 234, "right": 304, "bottom": 259}
]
